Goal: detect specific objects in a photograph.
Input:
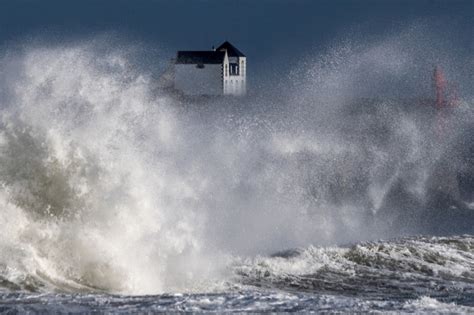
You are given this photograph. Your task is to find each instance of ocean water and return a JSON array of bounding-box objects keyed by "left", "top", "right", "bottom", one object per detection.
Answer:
[
  {"left": 0, "top": 31, "right": 472, "bottom": 313},
  {"left": 1, "top": 236, "right": 473, "bottom": 313}
]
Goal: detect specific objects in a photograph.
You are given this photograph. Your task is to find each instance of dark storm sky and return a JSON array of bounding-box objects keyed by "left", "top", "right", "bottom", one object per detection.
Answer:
[{"left": 0, "top": 0, "right": 472, "bottom": 82}]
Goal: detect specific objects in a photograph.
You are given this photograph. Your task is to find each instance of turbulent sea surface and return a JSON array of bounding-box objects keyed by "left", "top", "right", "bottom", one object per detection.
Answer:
[
  {"left": 0, "top": 29, "right": 473, "bottom": 313},
  {"left": 1, "top": 235, "right": 473, "bottom": 313}
]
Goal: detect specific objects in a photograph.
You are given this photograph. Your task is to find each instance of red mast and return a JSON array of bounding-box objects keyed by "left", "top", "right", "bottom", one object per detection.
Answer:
[
  {"left": 432, "top": 66, "right": 458, "bottom": 139},
  {"left": 434, "top": 66, "right": 447, "bottom": 110}
]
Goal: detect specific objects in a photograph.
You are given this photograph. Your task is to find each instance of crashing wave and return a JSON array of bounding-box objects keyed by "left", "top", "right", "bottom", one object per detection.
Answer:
[{"left": 0, "top": 32, "right": 472, "bottom": 295}]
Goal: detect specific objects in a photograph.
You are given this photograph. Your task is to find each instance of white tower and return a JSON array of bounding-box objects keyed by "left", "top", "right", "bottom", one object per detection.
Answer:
[{"left": 217, "top": 41, "right": 246, "bottom": 96}]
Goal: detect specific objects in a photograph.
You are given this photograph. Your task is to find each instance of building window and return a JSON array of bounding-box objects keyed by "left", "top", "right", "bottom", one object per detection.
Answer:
[
  {"left": 225, "top": 64, "right": 228, "bottom": 76},
  {"left": 229, "top": 63, "right": 239, "bottom": 76}
]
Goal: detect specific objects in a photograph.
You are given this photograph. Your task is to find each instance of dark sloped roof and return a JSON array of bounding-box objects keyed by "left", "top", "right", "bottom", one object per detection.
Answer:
[
  {"left": 216, "top": 41, "right": 245, "bottom": 57},
  {"left": 175, "top": 51, "right": 225, "bottom": 64}
]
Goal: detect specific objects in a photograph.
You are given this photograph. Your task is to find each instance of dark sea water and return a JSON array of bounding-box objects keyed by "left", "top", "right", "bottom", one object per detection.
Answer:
[{"left": 1, "top": 235, "right": 473, "bottom": 313}]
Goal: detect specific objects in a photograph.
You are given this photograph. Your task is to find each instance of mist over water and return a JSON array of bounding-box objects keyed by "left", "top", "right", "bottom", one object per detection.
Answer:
[{"left": 0, "top": 27, "right": 472, "bottom": 297}]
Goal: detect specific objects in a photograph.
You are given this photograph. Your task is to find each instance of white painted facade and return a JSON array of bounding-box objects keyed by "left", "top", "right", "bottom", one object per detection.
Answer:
[
  {"left": 223, "top": 55, "right": 246, "bottom": 96},
  {"left": 174, "top": 41, "right": 246, "bottom": 96},
  {"left": 175, "top": 63, "right": 223, "bottom": 96}
]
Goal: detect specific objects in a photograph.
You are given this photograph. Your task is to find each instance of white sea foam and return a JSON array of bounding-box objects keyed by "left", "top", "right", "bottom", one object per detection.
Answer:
[{"left": 404, "top": 296, "right": 474, "bottom": 313}]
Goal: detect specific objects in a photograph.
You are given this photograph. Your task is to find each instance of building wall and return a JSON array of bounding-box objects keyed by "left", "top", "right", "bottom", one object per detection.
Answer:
[
  {"left": 240, "top": 57, "right": 247, "bottom": 95},
  {"left": 174, "top": 63, "right": 223, "bottom": 96},
  {"left": 223, "top": 57, "right": 246, "bottom": 96}
]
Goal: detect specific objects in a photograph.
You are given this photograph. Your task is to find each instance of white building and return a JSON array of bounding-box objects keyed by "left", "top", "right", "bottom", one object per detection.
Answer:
[{"left": 174, "top": 41, "right": 246, "bottom": 96}]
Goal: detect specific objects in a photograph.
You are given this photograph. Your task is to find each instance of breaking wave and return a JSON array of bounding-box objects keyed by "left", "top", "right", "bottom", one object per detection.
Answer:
[
  {"left": 235, "top": 235, "right": 474, "bottom": 303},
  {"left": 0, "top": 28, "right": 472, "bottom": 295}
]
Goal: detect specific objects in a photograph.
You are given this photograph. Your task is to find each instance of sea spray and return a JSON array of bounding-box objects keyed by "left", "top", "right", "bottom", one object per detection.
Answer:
[
  {"left": 0, "top": 30, "right": 472, "bottom": 296},
  {"left": 0, "top": 44, "right": 217, "bottom": 294}
]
